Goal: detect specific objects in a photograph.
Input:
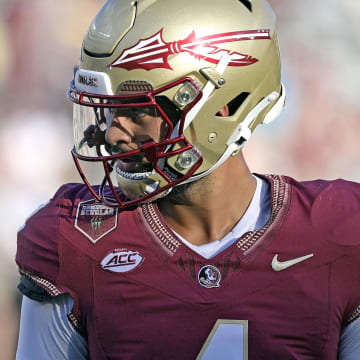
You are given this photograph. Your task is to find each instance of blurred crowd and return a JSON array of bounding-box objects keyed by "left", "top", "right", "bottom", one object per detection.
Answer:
[{"left": 0, "top": 0, "right": 359, "bottom": 358}]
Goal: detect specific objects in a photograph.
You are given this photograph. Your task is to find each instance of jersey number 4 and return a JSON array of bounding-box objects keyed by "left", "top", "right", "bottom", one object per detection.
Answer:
[{"left": 196, "top": 320, "right": 248, "bottom": 360}]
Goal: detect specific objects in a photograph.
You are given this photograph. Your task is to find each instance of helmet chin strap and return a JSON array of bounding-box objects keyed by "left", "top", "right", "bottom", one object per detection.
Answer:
[{"left": 180, "top": 83, "right": 286, "bottom": 185}]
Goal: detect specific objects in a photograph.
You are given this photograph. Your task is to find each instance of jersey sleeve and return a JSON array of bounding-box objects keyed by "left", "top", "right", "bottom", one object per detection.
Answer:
[
  {"left": 16, "top": 184, "right": 73, "bottom": 297},
  {"left": 17, "top": 275, "right": 53, "bottom": 302}
]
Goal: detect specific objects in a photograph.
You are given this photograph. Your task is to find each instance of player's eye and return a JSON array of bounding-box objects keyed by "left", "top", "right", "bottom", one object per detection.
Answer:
[{"left": 110, "top": 107, "right": 157, "bottom": 122}]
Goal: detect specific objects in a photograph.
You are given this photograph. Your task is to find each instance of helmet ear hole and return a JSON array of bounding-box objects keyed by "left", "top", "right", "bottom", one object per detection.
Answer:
[
  {"left": 216, "top": 92, "right": 250, "bottom": 117},
  {"left": 216, "top": 105, "right": 229, "bottom": 117}
]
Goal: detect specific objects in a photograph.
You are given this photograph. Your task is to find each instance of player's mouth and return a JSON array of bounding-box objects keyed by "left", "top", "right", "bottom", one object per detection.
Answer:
[{"left": 115, "top": 158, "right": 153, "bottom": 180}]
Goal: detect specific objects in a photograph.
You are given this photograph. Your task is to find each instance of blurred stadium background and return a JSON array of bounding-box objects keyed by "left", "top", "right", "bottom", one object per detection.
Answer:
[{"left": 0, "top": 0, "right": 359, "bottom": 358}]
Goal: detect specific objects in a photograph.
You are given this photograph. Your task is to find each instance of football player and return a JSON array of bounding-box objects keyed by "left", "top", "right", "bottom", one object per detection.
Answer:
[{"left": 16, "top": 0, "right": 360, "bottom": 359}]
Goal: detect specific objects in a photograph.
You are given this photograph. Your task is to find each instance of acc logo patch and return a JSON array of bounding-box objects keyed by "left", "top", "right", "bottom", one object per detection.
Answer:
[
  {"left": 198, "top": 265, "right": 221, "bottom": 288},
  {"left": 101, "top": 249, "right": 144, "bottom": 273},
  {"left": 75, "top": 198, "right": 118, "bottom": 244}
]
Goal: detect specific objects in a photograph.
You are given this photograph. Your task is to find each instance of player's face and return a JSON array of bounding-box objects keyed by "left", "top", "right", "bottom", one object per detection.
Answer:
[{"left": 105, "top": 107, "right": 169, "bottom": 173}]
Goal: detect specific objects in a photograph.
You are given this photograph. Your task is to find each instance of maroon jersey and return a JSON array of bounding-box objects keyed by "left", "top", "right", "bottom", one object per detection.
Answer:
[{"left": 16, "top": 175, "right": 360, "bottom": 359}]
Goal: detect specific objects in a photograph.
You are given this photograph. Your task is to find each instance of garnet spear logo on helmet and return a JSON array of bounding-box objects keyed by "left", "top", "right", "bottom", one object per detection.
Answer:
[{"left": 109, "top": 28, "right": 271, "bottom": 71}]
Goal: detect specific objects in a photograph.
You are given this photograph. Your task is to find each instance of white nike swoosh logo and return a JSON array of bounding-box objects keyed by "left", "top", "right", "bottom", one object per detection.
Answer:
[{"left": 271, "top": 253, "right": 314, "bottom": 272}]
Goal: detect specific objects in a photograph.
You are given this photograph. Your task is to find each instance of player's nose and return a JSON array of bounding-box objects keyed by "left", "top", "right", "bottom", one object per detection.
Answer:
[{"left": 105, "top": 116, "right": 134, "bottom": 146}]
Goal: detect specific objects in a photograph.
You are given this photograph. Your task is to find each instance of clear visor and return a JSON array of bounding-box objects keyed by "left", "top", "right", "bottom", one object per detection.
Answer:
[{"left": 73, "top": 94, "right": 164, "bottom": 159}]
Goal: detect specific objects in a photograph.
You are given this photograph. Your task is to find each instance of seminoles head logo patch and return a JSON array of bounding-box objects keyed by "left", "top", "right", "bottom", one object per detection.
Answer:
[
  {"left": 75, "top": 198, "right": 118, "bottom": 244},
  {"left": 110, "top": 28, "right": 271, "bottom": 71},
  {"left": 101, "top": 249, "right": 144, "bottom": 273},
  {"left": 198, "top": 265, "right": 221, "bottom": 288}
]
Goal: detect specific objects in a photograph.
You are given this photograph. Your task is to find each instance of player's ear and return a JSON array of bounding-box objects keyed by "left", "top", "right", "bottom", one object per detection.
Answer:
[{"left": 216, "top": 105, "right": 229, "bottom": 117}]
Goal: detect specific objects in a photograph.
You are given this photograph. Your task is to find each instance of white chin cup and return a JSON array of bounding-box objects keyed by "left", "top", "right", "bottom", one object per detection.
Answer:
[{"left": 115, "top": 168, "right": 171, "bottom": 202}]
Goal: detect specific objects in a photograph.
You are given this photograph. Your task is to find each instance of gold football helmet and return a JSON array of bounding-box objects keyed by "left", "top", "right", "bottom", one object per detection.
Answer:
[{"left": 69, "top": 0, "right": 285, "bottom": 207}]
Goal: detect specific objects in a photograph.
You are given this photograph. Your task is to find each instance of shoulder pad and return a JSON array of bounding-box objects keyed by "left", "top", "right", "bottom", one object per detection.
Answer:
[{"left": 289, "top": 177, "right": 360, "bottom": 247}]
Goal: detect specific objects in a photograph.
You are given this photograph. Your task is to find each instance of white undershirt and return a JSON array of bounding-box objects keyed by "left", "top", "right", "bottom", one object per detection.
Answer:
[
  {"left": 16, "top": 176, "right": 360, "bottom": 359},
  {"left": 176, "top": 175, "right": 270, "bottom": 259}
]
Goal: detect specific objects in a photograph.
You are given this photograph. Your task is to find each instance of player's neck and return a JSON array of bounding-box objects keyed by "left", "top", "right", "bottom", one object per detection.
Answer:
[{"left": 157, "top": 153, "right": 256, "bottom": 246}]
